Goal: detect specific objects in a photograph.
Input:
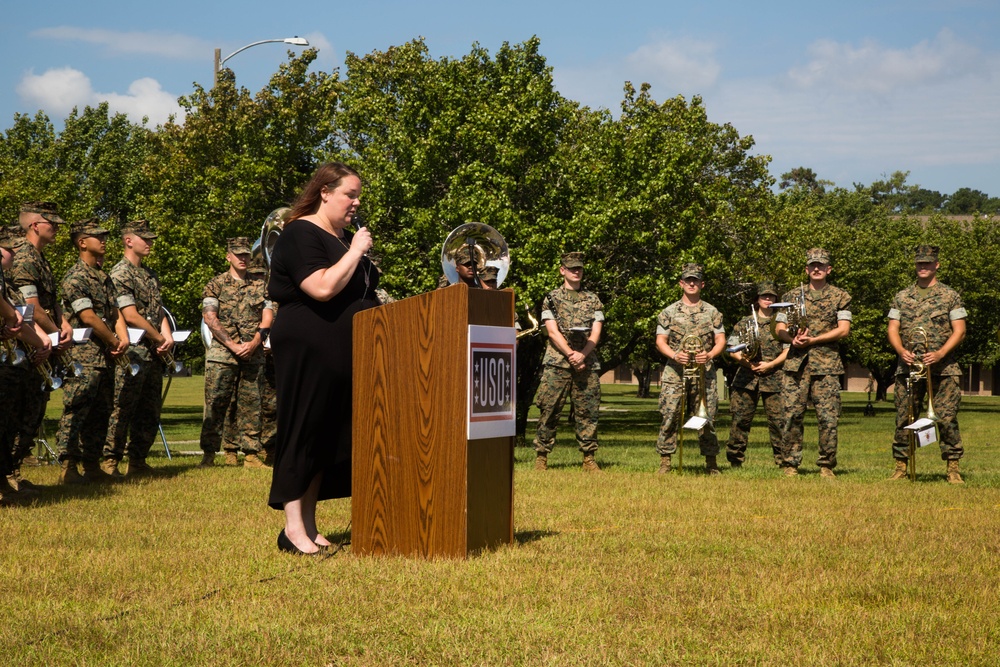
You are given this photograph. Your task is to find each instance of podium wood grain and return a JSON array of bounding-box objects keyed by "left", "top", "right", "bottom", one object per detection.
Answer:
[{"left": 353, "top": 283, "right": 514, "bottom": 558}]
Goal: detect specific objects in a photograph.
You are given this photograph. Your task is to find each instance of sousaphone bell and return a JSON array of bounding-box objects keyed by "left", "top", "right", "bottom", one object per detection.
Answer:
[{"left": 440, "top": 222, "right": 510, "bottom": 288}]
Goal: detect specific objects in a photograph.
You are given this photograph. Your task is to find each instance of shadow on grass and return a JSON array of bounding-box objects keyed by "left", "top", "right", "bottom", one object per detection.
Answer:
[
  {"left": 514, "top": 529, "right": 558, "bottom": 545},
  {"left": 11, "top": 465, "right": 187, "bottom": 507}
]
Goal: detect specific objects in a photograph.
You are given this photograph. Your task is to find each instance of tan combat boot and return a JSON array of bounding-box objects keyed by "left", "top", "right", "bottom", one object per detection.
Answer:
[
  {"left": 819, "top": 466, "right": 836, "bottom": 479},
  {"left": 126, "top": 457, "right": 157, "bottom": 477},
  {"left": 224, "top": 451, "right": 239, "bottom": 466},
  {"left": 243, "top": 453, "right": 267, "bottom": 469},
  {"left": 657, "top": 455, "right": 671, "bottom": 474},
  {"left": 888, "top": 460, "right": 908, "bottom": 480},
  {"left": 946, "top": 460, "right": 964, "bottom": 485},
  {"left": 783, "top": 466, "right": 798, "bottom": 477},
  {"left": 10, "top": 469, "right": 40, "bottom": 493},
  {"left": 705, "top": 456, "right": 721, "bottom": 476},
  {"left": 199, "top": 452, "right": 215, "bottom": 467},
  {"left": 582, "top": 453, "right": 601, "bottom": 473},
  {"left": 261, "top": 449, "right": 275, "bottom": 466},
  {"left": 82, "top": 459, "right": 114, "bottom": 483},
  {"left": 534, "top": 454, "right": 548, "bottom": 471},
  {"left": 100, "top": 458, "right": 124, "bottom": 479},
  {"left": 59, "top": 459, "right": 88, "bottom": 485}
]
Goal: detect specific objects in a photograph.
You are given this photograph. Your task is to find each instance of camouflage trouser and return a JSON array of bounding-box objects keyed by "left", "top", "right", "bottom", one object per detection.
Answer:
[
  {"left": 892, "top": 374, "right": 963, "bottom": 461},
  {"left": 0, "top": 366, "right": 23, "bottom": 475},
  {"left": 200, "top": 360, "right": 263, "bottom": 454},
  {"left": 780, "top": 369, "right": 841, "bottom": 469},
  {"left": 104, "top": 355, "right": 164, "bottom": 461},
  {"left": 726, "top": 387, "right": 783, "bottom": 466},
  {"left": 56, "top": 366, "right": 114, "bottom": 463},
  {"left": 656, "top": 370, "right": 719, "bottom": 457},
  {"left": 13, "top": 367, "right": 48, "bottom": 465},
  {"left": 260, "top": 355, "right": 277, "bottom": 454},
  {"left": 533, "top": 365, "right": 600, "bottom": 454},
  {"left": 0, "top": 366, "right": 28, "bottom": 466}
]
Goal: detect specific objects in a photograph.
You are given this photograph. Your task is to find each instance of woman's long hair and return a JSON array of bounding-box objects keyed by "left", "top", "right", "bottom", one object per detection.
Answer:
[{"left": 288, "top": 162, "right": 360, "bottom": 221}]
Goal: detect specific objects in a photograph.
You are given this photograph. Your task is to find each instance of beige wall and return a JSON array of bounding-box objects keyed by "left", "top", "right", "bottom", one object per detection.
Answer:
[{"left": 601, "top": 361, "right": 995, "bottom": 396}]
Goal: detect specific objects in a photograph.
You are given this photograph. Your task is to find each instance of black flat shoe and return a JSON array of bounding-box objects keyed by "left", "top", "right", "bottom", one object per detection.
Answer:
[{"left": 277, "top": 529, "right": 322, "bottom": 556}]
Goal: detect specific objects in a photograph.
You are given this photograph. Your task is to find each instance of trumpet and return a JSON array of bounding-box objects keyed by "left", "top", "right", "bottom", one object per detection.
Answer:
[
  {"left": 161, "top": 350, "right": 185, "bottom": 376},
  {"left": 2, "top": 338, "right": 28, "bottom": 366},
  {"left": 116, "top": 352, "right": 140, "bottom": 377},
  {"left": 676, "top": 333, "right": 710, "bottom": 473}
]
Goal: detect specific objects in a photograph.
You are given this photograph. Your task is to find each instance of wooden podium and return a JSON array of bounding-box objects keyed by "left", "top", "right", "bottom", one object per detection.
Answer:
[{"left": 352, "top": 283, "right": 515, "bottom": 558}]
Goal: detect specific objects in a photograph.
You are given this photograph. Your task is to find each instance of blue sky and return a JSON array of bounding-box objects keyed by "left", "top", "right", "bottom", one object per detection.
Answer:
[{"left": 3, "top": 0, "right": 998, "bottom": 196}]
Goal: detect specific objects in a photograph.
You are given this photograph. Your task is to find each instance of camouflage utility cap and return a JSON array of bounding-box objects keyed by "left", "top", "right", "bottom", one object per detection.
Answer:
[
  {"left": 756, "top": 280, "right": 779, "bottom": 298},
  {"left": 70, "top": 218, "right": 110, "bottom": 236},
  {"left": 122, "top": 219, "right": 158, "bottom": 239},
  {"left": 679, "top": 263, "right": 704, "bottom": 280},
  {"left": 20, "top": 201, "right": 64, "bottom": 224},
  {"left": 561, "top": 252, "right": 585, "bottom": 269},
  {"left": 0, "top": 225, "right": 16, "bottom": 249},
  {"left": 806, "top": 248, "right": 830, "bottom": 265},
  {"left": 914, "top": 244, "right": 939, "bottom": 263},
  {"left": 227, "top": 237, "right": 252, "bottom": 254},
  {"left": 454, "top": 244, "right": 485, "bottom": 267}
]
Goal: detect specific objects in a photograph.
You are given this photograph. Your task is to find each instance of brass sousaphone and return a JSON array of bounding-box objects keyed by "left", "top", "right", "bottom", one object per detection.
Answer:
[{"left": 440, "top": 222, "right": 510, "bottom": 288}]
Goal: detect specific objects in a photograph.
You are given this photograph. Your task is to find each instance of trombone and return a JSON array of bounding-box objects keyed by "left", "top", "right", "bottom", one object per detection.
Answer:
[
  {"left": 676, "top": 333, "right": 710, "bottom": 474},
  {"left": 904, "top": 327, "right": 939, "bottom": 481}
]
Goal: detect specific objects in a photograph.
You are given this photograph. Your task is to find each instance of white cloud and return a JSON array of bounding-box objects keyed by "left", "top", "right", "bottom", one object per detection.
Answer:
[
  {"left": 554, "top": 36, "right": 721, "bottom": 111},
  {"left": 31, "top": 26, "right": 213, "bottom": 60},
  {"left": 16, "top": 68, "right": 183, "bottom": 126},
  {"left": 625, "top": 38, "right": 721, "bottom": 91},
  {"left": 787, "top": 29, "right": 985, "bottom": 95}
]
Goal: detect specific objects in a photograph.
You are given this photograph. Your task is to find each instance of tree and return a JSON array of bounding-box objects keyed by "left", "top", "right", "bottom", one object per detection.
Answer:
[
  {"left": 138, "top": 49, "right": 341, "bottom": 353},
  {"left": 779, "top": 166, "right": 831, "bottom": 193}
]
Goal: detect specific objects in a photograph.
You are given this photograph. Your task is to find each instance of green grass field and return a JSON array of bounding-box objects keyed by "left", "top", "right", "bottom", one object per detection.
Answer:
[{"left": 4, "top": 380, "right": 999, "bottom": 665}]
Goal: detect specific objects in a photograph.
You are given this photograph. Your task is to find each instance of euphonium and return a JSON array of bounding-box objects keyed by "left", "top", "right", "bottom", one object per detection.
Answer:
[
  {"left": 679, "top": 333, "right": 710, "bottom": 420},
  {"left": 728, "top": 305, "right": 762, "bottom": 361},
  {"left": 785, "top": 283, "right": 807, "bottom": 337},
  {"left": 516, "top": 310, "right": 540, "bottom": 340}
]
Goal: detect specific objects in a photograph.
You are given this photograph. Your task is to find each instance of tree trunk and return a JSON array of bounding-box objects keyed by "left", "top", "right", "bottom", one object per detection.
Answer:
[
  {"left": 872, "top": 366, "right": 896, "bottom": 402},
  {"left": 633, "top": 361, "right": 653, "bottom": 398}
]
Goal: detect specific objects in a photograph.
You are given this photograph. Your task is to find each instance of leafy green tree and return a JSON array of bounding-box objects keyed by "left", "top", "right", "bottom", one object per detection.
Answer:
[
  {"left": 139, "top": 49, "right": 341, "bottom": 351},
  {"left": 779, "top": 166, "right": 832, "bottom": 193},
  {"left": 945, "top": 187, "right": 994, "bottom": 215}
]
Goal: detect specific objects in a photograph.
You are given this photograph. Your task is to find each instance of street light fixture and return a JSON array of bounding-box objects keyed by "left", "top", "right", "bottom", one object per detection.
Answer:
[{"left": 213, "top": 37, "right": 310, "bottom": 86}]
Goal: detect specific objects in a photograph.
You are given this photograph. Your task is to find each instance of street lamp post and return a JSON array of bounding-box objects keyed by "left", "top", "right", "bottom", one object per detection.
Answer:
[{"left": 213, "top": 37, "right": 310, "bottom": 86}]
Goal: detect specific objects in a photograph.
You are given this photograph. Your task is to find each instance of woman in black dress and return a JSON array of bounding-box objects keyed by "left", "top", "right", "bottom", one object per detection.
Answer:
[{"left": 267, "top": 163, "right": 379, "bottom": 554}]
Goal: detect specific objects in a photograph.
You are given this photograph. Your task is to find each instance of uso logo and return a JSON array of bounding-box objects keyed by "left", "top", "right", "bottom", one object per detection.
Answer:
[{"left": 471, "top": 347, "right": 513, "bottom": 418}]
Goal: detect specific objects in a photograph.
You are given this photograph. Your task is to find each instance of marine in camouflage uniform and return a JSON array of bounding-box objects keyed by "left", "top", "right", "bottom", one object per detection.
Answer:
[
  {"left": 248, "top": 257, "right": 276, "bottom": 462},
  {"left": 8, "top": 203, "right": 70, "bottom": 474},
  {"left": 103, "top": 220, "right": 171, "bottom": 476},
  {"left": 56, "top": 219, "right": 129, "bottom": 484},
  {"left": 775, "top": 248, "right": 852, "bottom": 477},
  {"left": 887, "top": 245, "right": 967, "bottom": 484},
  {"left": 1, "top": 226, "right": 31, "bottom": 500},
  {"left": 199, "top": 237, "right": 273, "bottom": 466},
  {"left": 533, "top": 252, "right": 604, "bottom": 472},
  {"left": 654, "top": 263, "right": 727, "bottom": 474},
  {"left": 725, "top": 281, "right": 789, "bottom": 467}
]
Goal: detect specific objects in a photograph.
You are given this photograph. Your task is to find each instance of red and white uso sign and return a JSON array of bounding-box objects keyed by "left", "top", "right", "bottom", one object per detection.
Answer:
[{"left": 468, "top": 325, "right": 517, "bottom": 440}]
